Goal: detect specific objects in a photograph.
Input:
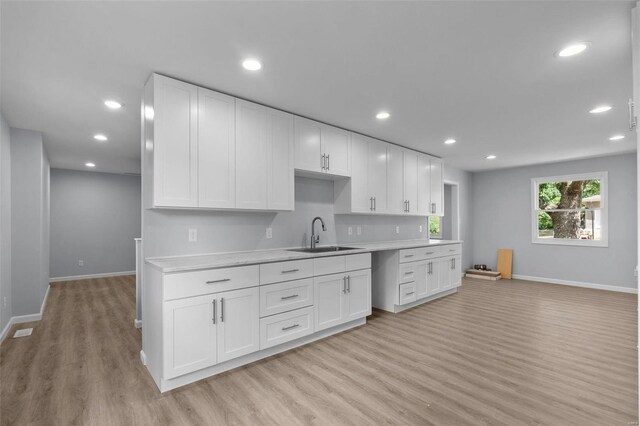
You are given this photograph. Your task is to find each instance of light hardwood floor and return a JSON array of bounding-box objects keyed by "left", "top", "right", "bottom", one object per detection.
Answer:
[{"left": 1, "top": 276, "right": 637, "bottom": 425}]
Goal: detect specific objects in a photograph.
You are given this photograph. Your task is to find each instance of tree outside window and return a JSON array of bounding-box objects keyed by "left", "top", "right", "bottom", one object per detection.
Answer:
[
  {"left": 532, "top": 172, "right": 608, "bottom": 247},
  {"left": 429, "top": 216, "right": 442, "bottom": 239}
]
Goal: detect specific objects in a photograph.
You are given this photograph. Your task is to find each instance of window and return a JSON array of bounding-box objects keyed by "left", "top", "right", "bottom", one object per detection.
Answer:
[
  {"left": 429, "top": 216, "right": 442, "bottom": 239},
  {"left": 531, "top": 172, "right": 608, "bottom": 247}
]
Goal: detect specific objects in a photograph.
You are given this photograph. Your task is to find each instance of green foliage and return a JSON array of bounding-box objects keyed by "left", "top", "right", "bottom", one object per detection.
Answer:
[
  {"left": 583, "top": 180, "right": 600, "bottom": 198},
  {"left": 429, "top": 216, "right": 441, "bottom": 236},
  {"left": 538, "top": 182, "right": 561, "bottom": 209},
  {"left": 538, "top": 211, "right": 553, "bottom": 230}
]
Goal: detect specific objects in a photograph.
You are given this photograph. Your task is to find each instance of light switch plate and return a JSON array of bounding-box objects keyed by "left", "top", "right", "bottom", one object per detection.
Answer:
[
  {"left": 188, "top": 228, "right": 197, "bottom": 242},
  {"left": 395, "top": 226, "right": 400, "bottom": 234},
  {"left": 266, "top": 228, "right": 273, "bottom": 239},
  {"left": 419, "top": 225, "right": 423, "bottom": 233},
  {"left": 348, "top": 227, "right": 353, "bottom": 236},
  {"left": 78, "top": 260, "right": 84, "bottom": 267}
]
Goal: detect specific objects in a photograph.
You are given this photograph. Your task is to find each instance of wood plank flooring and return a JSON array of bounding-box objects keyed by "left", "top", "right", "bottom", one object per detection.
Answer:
[{"left": 1, "top": 276, "right": 637, "bottom": 425}]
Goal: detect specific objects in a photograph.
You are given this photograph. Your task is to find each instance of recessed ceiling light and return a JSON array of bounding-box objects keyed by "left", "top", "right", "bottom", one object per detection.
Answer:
[
  {"left": 444, "top": 139, "right": 456, "bottom": 145},
  {"left": 557, "top": 43, "right": 589, "bottom": 57},
  {"left": 85, "top": 162, "right": 96, "bottom": 168},
  {"left": 589, "top": 105, "right": 612, "bottom": 114},
  {"left": 104, "top": 100, "right": 122, "bottom": 109},
  {"left": 94, "top": 134, "right": 108, "bottom": 141},
  {"left": 376, "top": 112, "right": 390, "bottom": 120},
  {"left": 609, "top": 134, "right": 625, "bottom": 141},
  {"left": 486, "top": 155, "right": 497, "bottom": 160},
  {"left": 242, "top": 59, "right": 262, "bottom": 71}
]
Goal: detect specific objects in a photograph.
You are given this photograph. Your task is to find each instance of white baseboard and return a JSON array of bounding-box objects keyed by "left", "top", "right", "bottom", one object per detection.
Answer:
[
  {"left": 0, "top": 284, "right": 51, "bottom": 344},
  {"left": 49, "top": 270, "right": 135, "bottom": 283},
  {"left": 512, "top": 274, "right": 638, "bottom": 294}
]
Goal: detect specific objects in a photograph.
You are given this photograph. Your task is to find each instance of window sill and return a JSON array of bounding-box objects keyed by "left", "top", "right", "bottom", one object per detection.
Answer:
[{"left": 531, "top": 238, "right": 608, "bottom": 248}]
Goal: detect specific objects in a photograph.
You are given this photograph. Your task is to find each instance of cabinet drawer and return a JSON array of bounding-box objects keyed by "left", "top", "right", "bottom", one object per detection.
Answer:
[
  {"left": 259, "top": 278, "right": 313, "bottom": 318},
  {"left": 346, "top": 253, "right": 371, "bottom": 271},
  {"left": 314, "top": 255, "right": 346, "bottom": 276},
  {"left": 164, "top": 265, "right": 259, "bottom": 300},
  {"left": 260, "top": 259, "right": 313, "bottom": 285},
  {"left": 399, "top": 263, "right": 417, "bottom": 284},
  {"left": 442, "top": 244, "right": 462, "bottom": 256},
  {"left": 259, "top": 306, "right": 314, "bottom": 350},
  {"left": 399, "top": 248, "right": 421, "bottom": 263},
  {"left": 399, "top": 282, "right": 417, "bottom": 305}
]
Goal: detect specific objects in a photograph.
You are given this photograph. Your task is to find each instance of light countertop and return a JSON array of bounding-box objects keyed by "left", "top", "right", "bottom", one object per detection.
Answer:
[{"left": 146, "top": 239, "right": 462, "bottom": 273}]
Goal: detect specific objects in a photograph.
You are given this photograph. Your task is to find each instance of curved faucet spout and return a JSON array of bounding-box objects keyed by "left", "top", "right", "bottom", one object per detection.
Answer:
[{"left": 311, "top": 217, "right": 326, "bottom": 249}]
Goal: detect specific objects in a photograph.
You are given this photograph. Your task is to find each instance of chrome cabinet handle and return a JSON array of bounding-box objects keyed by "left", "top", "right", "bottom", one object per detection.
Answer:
[
  {"left": 282, "top": 324, "right": 300, "bottom": 331},
  {"left": 326, "top": 154, "right": 330, "bottom": 170},
  {"left": 343, "top": 276, "right": 347, "bottom": 293},
  {"left": 629, "top": 98, "right": 637, "bottom": 130},
  {"left": 404, "top": 271, "right": 413, "bottom": 275},
  {"left": 281, "top": 269, "right": 299, "bottom": 274},
  {"left": 347, "top": 275, "right": 351, "bottom": 293},
  {"left": 280, "top": 294, "right": 299, "bottom": 300},
  {"left": 404, "top": 254, "right": 414, "bottom": 258},
  {"left": 453, "top": 258, "right": 456, "bottom": 269},
  {"left": 405, "top": 291, "right": 415, "bottom": 296},
  {"left": 321, "top": 154, "right": 325, "bottom": 170},
  {"left": 370, "top": 197, "right": 374, "bottom": 211},
  {"left": 407, "top": 200, "right": 410, "bottom": 212},
  {"left": 426, "top": 252, "right": 434, "bottom": 255},
  {"left": 220, "top": 297, "right": 225, "bottom": 322},
  {"left": 212, "top": 300, "right": 216, "bottom": 324},
  {"left": 431, "top": 203, "right": 436, "bottom": 214},
  {"left": 206, "top": 278, "right": 230, "bottom": 284},
  {"left": 373, "top": 197, "right": 376, "bottom": 211}
]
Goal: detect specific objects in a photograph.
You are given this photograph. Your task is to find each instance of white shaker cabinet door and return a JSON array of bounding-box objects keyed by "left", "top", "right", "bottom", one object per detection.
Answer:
[
  {"left": 368, "top": 139, "right": 388, "bottom": 213},
  {"left": 235, "top": 99, "right": 268, "bottom": 210},
  {"left": 321, "top": 125, "right": 351, "bottom": 177},
  {"left": 154, "top": 75, "right": 198, "bottom": 207},
  {"left": 403, "top": 150, "right": 418, "bottom": 215},
  {"left": 294, "top": 116, "right": 322, "bottom": 173},
  {"left": 426, "top": 260, "right": 441, "bottom": 296},
  {"left": 217, "top": 287, "right": 260, "bottom": 363},
  {"left": 197, "top": 88, "right": 236, "bottom": 208},
  {"left": 414, "top": 260, "right": 429, "bottom": 299},
  {"left": 267, "top": 108, "right": 295, "bottom": 211},
  {"left": 386, "top": 144, "right": 405, "bottom": 214},
  {"left": 430, "top": 158, "right": 444, "bottom": 216},
  {"left": 344, "top": 269, "right": 371, "bottom": 322},
  {"left": 163, "top": 294, "right": 217, "bottom": 379},
  {"left": 314, "top": 273, "right": 346, "bottom": 331},
  {"left": 417, "top": 154, "right": 431, "bottom": 216}
]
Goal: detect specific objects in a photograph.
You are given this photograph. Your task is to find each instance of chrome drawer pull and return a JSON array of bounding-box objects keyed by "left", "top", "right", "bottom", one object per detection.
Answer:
[
  {"left": 220, "top": 298, "right": 225, "bottom": 322},
  {"left": 404, "top": 254, "right": 414, "bottom": 258},
  {"left": 404, "top": 271, "right": 413, "bottom": 275},
  {"left": 426, "top": 252, "right": 434, "bottom": 255},
  {"left": 212, "top": 300, "right": 216, "bottom": 324},
  {"left": 405, "top": 291, "right": 415, "bottom": 296},
  {"left": 282, "top": 324, "right": 300, "bottom": 331},
  {"left": 280, "top": 294, "right": 299, "bottom": 300},
  {"left": 206, "top": 278, "right": 230, "bottom": 284},
  {"left": 281, "top": 269, "right": 300, "bottom": 274}
]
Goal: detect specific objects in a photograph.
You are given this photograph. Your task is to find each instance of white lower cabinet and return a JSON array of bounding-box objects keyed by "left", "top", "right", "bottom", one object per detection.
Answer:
[
  {"left": 315, "top": 269, "right": 371, "bottom": 331},
  {"left": 164, "top": 294, "right": 218, "bottom": 379},
  {"left": 163, "top": 286, "right": 259, "bottom": 379},
  {"left": 217, "top": 287, "right": 260, "bottom": 363},
  {"left": 371, "top": 243, "right": 462, "bottom": 313},
  {"left": 260, "top": 306, "right": 314, "bottom": 350}
]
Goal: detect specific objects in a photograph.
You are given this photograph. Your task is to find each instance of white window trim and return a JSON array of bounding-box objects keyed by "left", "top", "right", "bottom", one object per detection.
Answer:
[{"left": 531, "top": 171, "right": 608, "bottom": 247}]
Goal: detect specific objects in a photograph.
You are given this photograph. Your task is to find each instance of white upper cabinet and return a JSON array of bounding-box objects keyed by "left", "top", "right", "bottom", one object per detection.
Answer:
[
  {"left": 417, "top": 154, "right": 431, "bottom": 216},
  {"left": 198, "top": 88, "right": 236, "bottom": 209},
  {"left": 386, "top": 144, "right": 405, "bottom": 215},
  {"left": 368, "top": 138, "right": 388, "bottom": 213},
  {"left": 346, "top": 134, "right": 370, "bottom": 213},
  {"left": 294, "top": 116, "right": 351, "bottom": 177},
  {"left": 235, "top": 99, "right": 268, "bottom": 210},
  {"left": 430, "top": 158, "right": 444, "bottom": 216},
  {"left": 266, "top": 109, "right": 295, "bottom": 211},
  {"left": 152, "top": 75, "right": 198, "bottom": 207},
  {"left": 402, "top": 150, "right": 418, "bottom": 214}
]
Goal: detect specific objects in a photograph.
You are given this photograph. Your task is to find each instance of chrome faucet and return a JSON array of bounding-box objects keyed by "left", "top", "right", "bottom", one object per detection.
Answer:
[{"left": 310, "top": 216, "right": 326, "bottom": 249}]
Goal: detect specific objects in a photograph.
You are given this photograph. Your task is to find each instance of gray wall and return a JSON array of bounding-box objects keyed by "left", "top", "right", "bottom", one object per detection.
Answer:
[
  {"left": 472, "top": 153, "right": 637, "bottom": 289},
  {"left": 50, "top": 169, "right": 141, "bottom": 278},
  {"left": 10, "top": 128, "right": 50, "bottom": 316},
  {"left": 0, "top": 115, "right": 12, "bottom": 333}
]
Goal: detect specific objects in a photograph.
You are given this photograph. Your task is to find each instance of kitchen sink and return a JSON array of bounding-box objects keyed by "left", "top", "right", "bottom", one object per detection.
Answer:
[{"left": 287, "top": 246, "right": 359, "bottom": 253}]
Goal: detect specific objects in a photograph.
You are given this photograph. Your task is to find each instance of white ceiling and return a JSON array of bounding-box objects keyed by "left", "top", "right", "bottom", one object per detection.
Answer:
[{"left": 1, "top": 1, "right": 636, "bottom": 173}]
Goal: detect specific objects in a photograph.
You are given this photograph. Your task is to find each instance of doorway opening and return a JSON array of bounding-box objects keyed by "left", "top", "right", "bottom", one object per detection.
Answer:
[{"left": 430, "top": 181, "right": 460, "bottom": 241}]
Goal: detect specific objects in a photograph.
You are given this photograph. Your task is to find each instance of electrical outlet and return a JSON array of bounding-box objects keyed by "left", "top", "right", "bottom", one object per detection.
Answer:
[
  {"left": 266, "top": 228, "right": 273, "bottom": 239},
  {"left": 419, "top": 225, "right": 423, "bottom": 233},
  {"left": 395, "top": 226, "right": 400, "bottom": 234},
  {"left": 188, "top": 228, "right": 197, "bottom": 242},
  {"left": 78, "top": 260, "right": 84, "bottom": 267},
  {"left": 348, "top": 227, "right": 353, "bottom": 236},
  {"left": 357, "top": 226, "right": 362, "bottom": 236}
]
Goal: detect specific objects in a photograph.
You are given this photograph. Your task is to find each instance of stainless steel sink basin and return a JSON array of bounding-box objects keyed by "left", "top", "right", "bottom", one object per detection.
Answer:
[{"left": 287, "top": 246, "right": 359, "bottom": 253}]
